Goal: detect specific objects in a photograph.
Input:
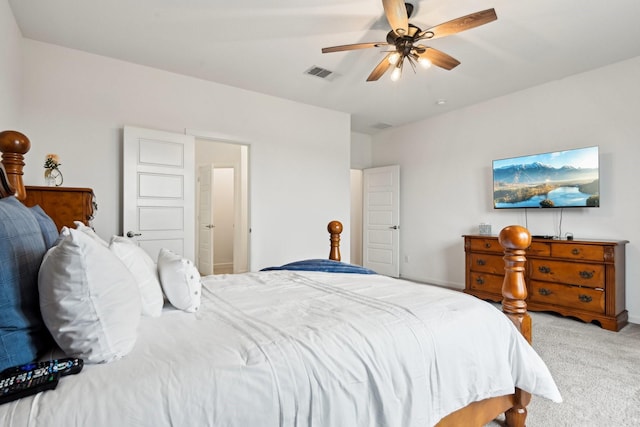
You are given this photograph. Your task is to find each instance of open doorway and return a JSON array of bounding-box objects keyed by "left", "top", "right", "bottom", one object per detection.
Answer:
[
  {"left": 194, "top": 138, "right": 249, "bottom": 275},
  {"left": 212, "top": 167, "right": 235, "bottom": 273},
  {"left": 350, "top": 169, "right": 363, "bottom": 266}
]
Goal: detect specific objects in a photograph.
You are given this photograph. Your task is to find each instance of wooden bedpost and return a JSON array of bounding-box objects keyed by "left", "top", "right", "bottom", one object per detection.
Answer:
[
  {"left": 328, "top": 220, "right": 342, "bottom": 261},
  {"left": 498, "top": 225, "right": 532, "bottom": 427},
  {"left": 498, "top": 225, "right": 532, "bottom": 342},
  {"left": 0, "top": 130, "right": 31, "bottom": 201}
]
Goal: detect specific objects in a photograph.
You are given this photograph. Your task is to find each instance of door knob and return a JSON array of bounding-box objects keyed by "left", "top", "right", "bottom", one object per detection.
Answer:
[
  {"left": 205, "top": 224, "right": 215, "bottom": 229},
  {"left": 389, "top": 225, "right": 399, "bottom": 230},
  {"left": 126, "top": 231, "right": 142, "bottom": 238}
]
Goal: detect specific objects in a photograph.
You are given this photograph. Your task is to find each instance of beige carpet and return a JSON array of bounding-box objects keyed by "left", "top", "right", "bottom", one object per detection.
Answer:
[{"left": 486, "top": 309, "right": 640, "bottom": 427}]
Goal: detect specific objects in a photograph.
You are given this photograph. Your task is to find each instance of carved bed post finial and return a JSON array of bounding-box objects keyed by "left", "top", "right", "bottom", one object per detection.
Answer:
[
  {"left": 328, "top": 220, "right": 343, "bottom": 261},
  {"left": 0, "top": 130, "right": 31, "bottom": 201}
]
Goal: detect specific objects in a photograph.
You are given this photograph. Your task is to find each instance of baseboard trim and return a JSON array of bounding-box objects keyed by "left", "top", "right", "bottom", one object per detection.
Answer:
[
  {"left": 397, "top": 275, "right": 463, "bottom": 291},
  {"left": 214, "top": 262, "right": 233, "bottom": 274}
]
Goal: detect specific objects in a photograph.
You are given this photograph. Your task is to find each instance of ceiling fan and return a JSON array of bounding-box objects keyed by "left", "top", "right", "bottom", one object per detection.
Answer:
[{"left": 321, "top": 0, "right": 497, "bottom": 81}]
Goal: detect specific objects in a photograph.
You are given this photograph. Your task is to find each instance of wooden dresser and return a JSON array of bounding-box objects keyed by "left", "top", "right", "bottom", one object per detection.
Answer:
[
  {"left": 23, "top": 186, "right": 95, "bottom": 231},
  {"left": 463, "top": 234, "right": 628, "bottom": 331}
]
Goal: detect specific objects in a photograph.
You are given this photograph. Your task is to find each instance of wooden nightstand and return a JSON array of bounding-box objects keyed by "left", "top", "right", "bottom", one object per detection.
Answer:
[{"left": 23, "top": 186, "right": 96, "bottom": 231}]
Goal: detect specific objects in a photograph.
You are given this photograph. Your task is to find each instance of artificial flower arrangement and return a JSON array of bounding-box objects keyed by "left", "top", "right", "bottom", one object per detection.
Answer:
[
  {"left": 44, "top": 154, "right": 61, "bottom": 170},
  {"left": 44, "top": 154, "right": 63, "bottom": 186}
]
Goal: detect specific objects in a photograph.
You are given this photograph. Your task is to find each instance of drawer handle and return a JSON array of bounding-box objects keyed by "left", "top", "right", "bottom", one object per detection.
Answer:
[
  {"left": 579, "top": 294, "right": 593, "bottom": 303},
  {"left": 475, "top": 277, "right": 485, "bottom": 285},
  {"left": 476, "top": 259, "right": 486, "bottom": 266},
  {"left": 572, "top": 248, "right": 581, "bottom": 255},
  {"left": 538, "top": 266, "right": 551, "bottom": 274},
  {"left": 579, "top": 270, "right": 594, "bottom": 279},
  {"left": 484, "top": 242, "right": 492, "bottom": 249},
  {"left": 538, "top": 288, "right": 552, "bottom": 296}
]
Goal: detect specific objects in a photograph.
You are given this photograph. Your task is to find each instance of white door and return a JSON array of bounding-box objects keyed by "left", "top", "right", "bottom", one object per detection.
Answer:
[
  {"left": 197, "top": 165, "right": 214, "bottom": 275},
  {"left": 363, "top": 165, "right": 400, "bottom": 277},
  {"left": 123, "top": 126, "right": 195, "bottom": 262}
]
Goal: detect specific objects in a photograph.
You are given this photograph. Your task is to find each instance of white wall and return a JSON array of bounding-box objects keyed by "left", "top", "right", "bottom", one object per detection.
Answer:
[
  {"left": 16, "top": 39, "right": 351, "bottom": 270},
  {"left": 0, "top": 0, "right": 21, "bottom": 129},
  {"left": 350, "top": 132, "right": 373, "bottom": 169},
  {"left": 372, "top": 56, "right": 640, "bottom": 323}
]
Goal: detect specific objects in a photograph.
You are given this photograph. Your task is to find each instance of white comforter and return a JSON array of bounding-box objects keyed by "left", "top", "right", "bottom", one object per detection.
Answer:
[{"left": 0, "top": 271, "right": 561, "bottom": 427}]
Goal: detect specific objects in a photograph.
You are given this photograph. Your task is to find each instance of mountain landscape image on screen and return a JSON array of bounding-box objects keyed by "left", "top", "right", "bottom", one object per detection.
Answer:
[{"left": 493, "top": 147, "right": 599, "bottom": 208}]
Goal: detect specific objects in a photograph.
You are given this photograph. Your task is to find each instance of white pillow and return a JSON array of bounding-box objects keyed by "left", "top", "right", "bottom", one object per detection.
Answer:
[
  {"left": 73, "top": 220, "right": 109, "bottom": 247},
  {"left": 39, "top": 227, "right": 141, "bottom": 363},
  {"left": 157, "top": 248, "right": 202, "bottom": 313},
  {"left": 110, "top": 235, "right": 164, "bottom": 317}
]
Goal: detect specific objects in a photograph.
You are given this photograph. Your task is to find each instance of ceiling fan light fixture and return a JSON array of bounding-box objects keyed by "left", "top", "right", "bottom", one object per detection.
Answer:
[
  {"left": 388, "top": 52, "right": 401, "bottom": 65},
  {"left": 390, "top": 63, "right": 402, "bottom": 81},
  {"left": 418, "top": 57, "right": 432, "bottom": 69}
]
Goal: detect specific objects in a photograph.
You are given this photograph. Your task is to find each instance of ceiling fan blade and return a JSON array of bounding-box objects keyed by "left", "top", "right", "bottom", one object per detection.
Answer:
[
  {"left": 417, "top": 48, "right": 460, "bottom": 70},
  {"left": 322, "top": 42, "right": 388, "bottom": 54},
  {"left": 367, "top": 53, "right": 394, "bottom": 81},
  {"left": 382, "top": 0, "right": 409, "bottom": 36},
  {"left": 417, "top": 8, "right": 497, "bottom": 40}
]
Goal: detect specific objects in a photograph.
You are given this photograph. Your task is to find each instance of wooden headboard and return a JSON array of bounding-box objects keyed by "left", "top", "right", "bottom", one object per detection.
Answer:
[
  {"left": 0, "top": 162, "right": 13, "bottom": 198},
  {"left": 0, "top": 130, "right": 30, "bottom": 200}
]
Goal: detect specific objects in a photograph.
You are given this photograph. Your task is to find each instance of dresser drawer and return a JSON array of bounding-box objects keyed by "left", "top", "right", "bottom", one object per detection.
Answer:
[
  {"left": 529, "top": 281, "right": 605, "bottom": 314},
  {"left": 468, "top": 238, "right": 502, "bottom": 253},
  {"left": 469, "top": 272, "right": 503, "bottom": 295},
  {"left": 470, "top": 253, "right": 504, "bottom": 275},
  {"left": 528, "top": 241, "right": 551, "bottom": 257},
  {"left": 550, "top": 243, "right": 604, "bottom": 261},
  {"left": 529, "top": 259, "right": 604, "bottom": 288}
]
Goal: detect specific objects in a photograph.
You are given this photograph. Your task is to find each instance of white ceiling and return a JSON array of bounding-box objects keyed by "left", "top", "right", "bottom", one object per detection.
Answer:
[{"left": 9, "top": 0, "right": 640, "bottom": 134}]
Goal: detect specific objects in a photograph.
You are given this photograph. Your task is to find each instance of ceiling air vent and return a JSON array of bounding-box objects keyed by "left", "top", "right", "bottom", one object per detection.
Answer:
[
  {"left": 305, "top": 66, "right": 336, "bottom": 81},
  {"left": 371, "top": 122, "right": 393, "bottom": 130}
]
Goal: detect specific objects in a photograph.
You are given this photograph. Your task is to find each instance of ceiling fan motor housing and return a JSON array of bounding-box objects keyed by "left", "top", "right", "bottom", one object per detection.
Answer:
[{"left": 387, "top": 24, "right": 422, "bottom": 58}]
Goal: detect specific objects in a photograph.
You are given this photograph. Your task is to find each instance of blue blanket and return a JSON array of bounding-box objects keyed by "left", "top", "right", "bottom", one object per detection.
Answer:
[{"left": 261, "top": 259, "right": 376, "bottom": 274}]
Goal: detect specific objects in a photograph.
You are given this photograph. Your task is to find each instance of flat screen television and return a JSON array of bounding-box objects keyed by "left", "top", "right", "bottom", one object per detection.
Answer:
[{"left": 493, "top": 146, "right": 599, "bottom": 209}]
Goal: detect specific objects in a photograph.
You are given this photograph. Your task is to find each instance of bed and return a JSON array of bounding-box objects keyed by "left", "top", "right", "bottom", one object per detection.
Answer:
[{"left": 0, "top": 130, "right": 560, "bottom": 427}]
